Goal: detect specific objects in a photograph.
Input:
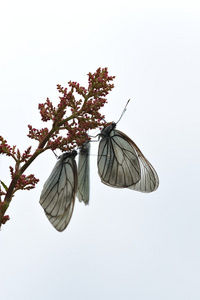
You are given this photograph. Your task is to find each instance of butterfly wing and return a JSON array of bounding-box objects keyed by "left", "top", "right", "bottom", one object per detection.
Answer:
[
  {"left": 77, "top": 142, "right": 90, "bottom": 205},
  {"left": 39, "top": 151, "right": 77, "bottom": 232},
  {"left": 116, "top": 130, "right": 159, "bottom": 192},
  {"left": 98, "top": 124, "right": 141, "bottom": 188}
]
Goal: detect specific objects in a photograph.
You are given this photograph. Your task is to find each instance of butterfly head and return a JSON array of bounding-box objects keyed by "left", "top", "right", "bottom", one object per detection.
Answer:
[
  {"left": 99, "top": 122, "right": 116, "bottom": 137},
  {"left": 79, "top": 141, "right": 90, "bottom": 154},
  {"left": 60, "top": 150, "right": 77, "bottom": 160}
]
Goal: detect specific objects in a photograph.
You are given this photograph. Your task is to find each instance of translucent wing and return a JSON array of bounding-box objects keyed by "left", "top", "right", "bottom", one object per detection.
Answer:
[
  {"left": 117, "top": 130, "right": 159, "bottom": 192},
  {"left": 98, "top": 123, "right": 141, "bottom": 188},
  {"left": 98, "top": 123, "right": 159, "bottom": 192},
  {"left": 77, "top": 142, "right": 90, "bottom": 205},
  {"left": 39, "top": 151, "right": 77, "bottom": 232}
]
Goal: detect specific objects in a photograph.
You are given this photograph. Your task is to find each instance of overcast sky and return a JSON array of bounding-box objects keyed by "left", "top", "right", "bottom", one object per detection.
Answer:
[{"left": 1, "top": 0, "right": 200, "bottom": 299}]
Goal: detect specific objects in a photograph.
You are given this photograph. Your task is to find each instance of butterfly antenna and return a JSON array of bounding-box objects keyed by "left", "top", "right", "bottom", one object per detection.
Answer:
[{"left": 116, "top": 99, "right": 130, "bottom": 124}]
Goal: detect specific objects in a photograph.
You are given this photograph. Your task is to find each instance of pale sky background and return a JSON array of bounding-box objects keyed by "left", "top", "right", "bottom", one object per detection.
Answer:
[{"left": 0, "top": 0, "right": 200, "bottom": 299}]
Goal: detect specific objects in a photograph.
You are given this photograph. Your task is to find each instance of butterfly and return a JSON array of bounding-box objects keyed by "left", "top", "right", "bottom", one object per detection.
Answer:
[
  {"left": 39, "top": 150, "right": 78, "bottom": 232},
  {"left": 77, "top": 141, "right": 90, "bottom": 205},
  {"left": 97, "top": 122, "right": 159, "bottom": 192}
]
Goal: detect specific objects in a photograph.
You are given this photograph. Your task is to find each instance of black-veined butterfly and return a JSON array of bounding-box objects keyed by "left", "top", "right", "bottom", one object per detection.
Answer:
[
  {"left": 39, "top": 150, "right": 78, "bottom": 232},
  {"left": 97, "top": 122, "right": 159, "bottom": 192},
  {"left": 77, "top": 141, "right": 90, "bottom": 205}
]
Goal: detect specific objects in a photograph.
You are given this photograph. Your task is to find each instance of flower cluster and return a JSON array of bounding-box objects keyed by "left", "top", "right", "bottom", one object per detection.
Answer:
[
  {"left": 0, "top": 67, "right": 115, "bottom": 228},
  {"left": 87, "top": 67, "right": 115, "bottom": 96},
  {"left": 27, "top": 67, "right": 115, "bottom": 151},
  {"left": 0, "top": 137, "right": 32, "bottom": 163},
  {"left": 27, "top": 126, "right": 49, "bottom": 142},
  {"left": 0, "top": 136, "right": 16, "bottom": 157},
  {"left": 9, "top": 167, "right": 39, "bottom": 192}
]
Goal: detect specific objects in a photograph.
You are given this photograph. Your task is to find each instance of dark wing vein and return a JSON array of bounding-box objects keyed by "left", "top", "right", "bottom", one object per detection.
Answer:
[
  {"left": 98, "top": 129, "right": 141, "bottom": 188},
  {"left": 98, "top": 125, "right": 159, "bottom": 192},
  {"left": 127, "top": 139, "right": 159, "bottom": 192},
  {"left": 39, "top": 153, "right": 77, "bottom": 231}
]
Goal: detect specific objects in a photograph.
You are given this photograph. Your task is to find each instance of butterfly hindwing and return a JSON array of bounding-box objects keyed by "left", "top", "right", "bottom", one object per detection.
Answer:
[{"left": 126, "top": 139, "right": 159, "bottom": 192}]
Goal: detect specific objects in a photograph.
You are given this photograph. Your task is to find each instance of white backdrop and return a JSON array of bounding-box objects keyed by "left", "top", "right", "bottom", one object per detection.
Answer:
[{"left": 1, "top": 1, "right": 200, "bottom": 299}]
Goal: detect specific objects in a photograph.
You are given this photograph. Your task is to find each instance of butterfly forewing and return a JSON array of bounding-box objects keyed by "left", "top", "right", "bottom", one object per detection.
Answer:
[
  {"left": 77, "top": 142, "right": 90, "bottom": 205},
  {"left": 98, "top": 124, "right": 141, "bottom": 188},
  {"left": 39, "top": 151, "right": 77, "bottom": 232}
]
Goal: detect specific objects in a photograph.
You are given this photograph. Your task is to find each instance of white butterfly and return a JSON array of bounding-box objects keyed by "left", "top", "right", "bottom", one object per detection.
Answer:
[
  {"left": 98, "top": 123, "right": 159, "bottom": 192},
  {"left": 39, "top": 150, "right": 77, "bottom": 232}
]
